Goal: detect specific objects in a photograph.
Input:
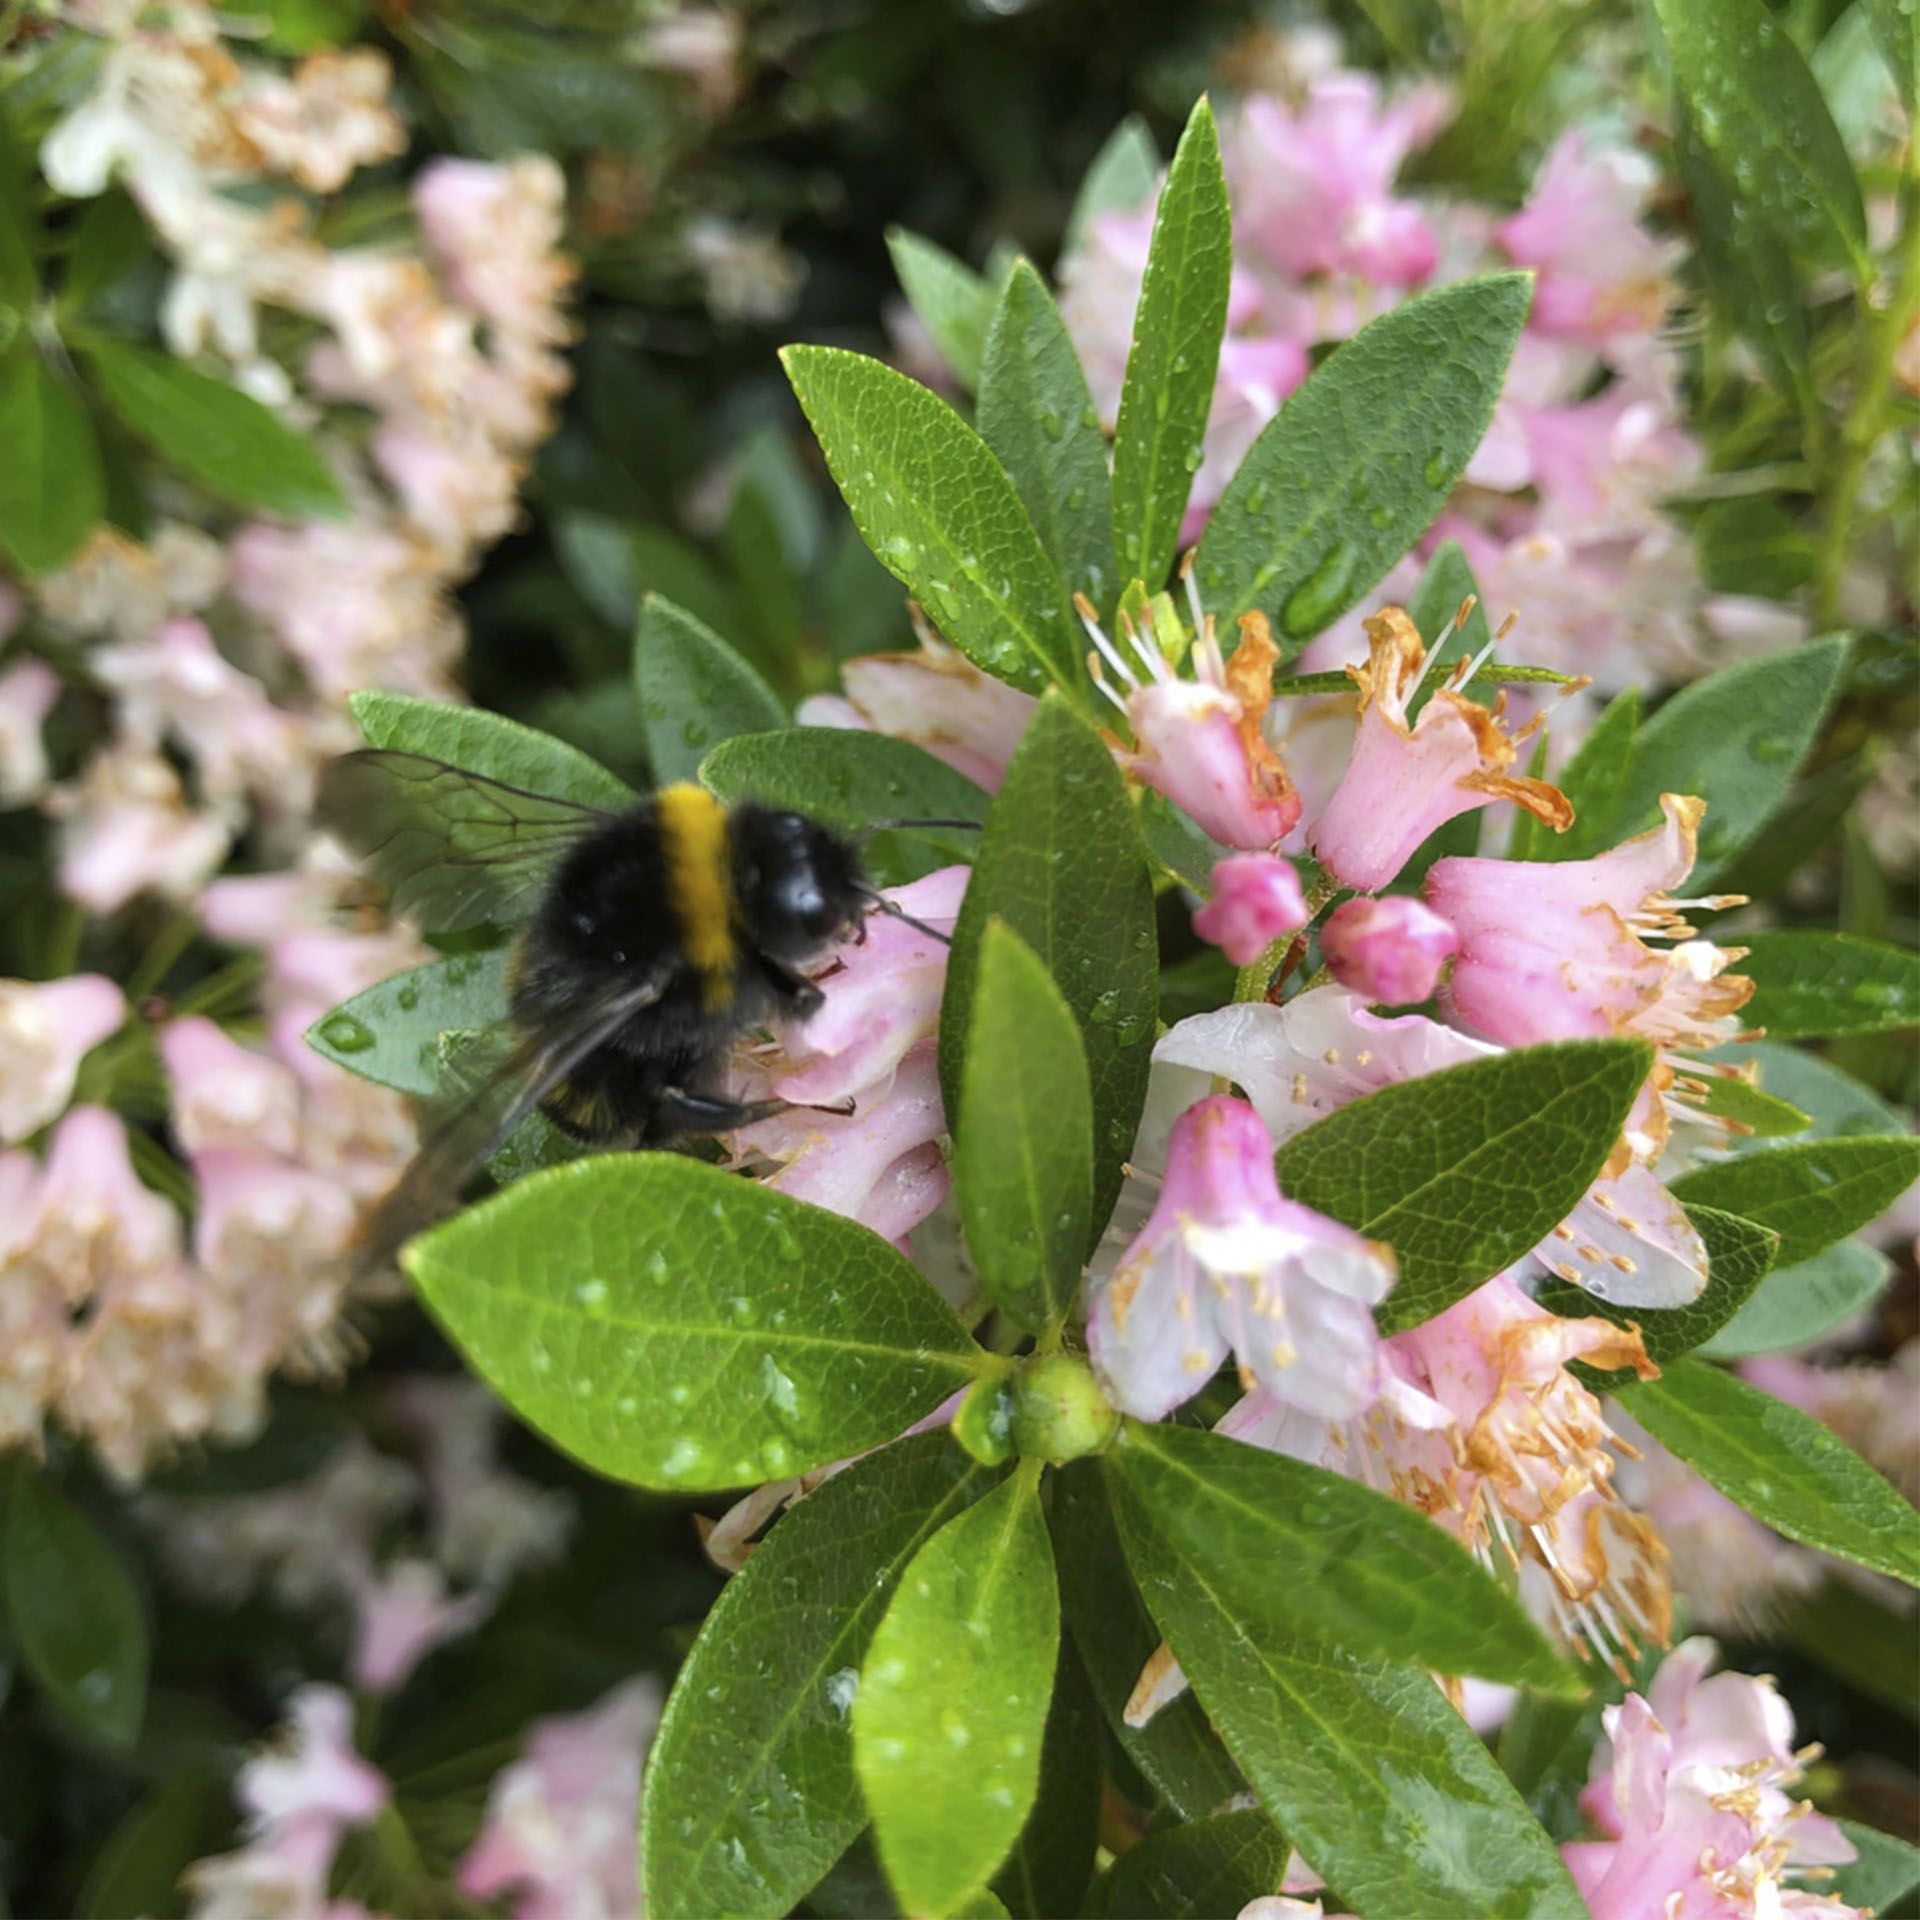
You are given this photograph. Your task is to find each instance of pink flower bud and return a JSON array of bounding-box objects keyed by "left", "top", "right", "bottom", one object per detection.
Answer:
[
  {"left": 1192, "top": 853, "right": 1309, "bottom": 965},
  {"left": 1320, "top": 896, "right": 1458, "bottom": 1004}
]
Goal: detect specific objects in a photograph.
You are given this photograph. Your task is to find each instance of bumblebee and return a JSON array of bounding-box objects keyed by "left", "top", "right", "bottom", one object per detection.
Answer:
[{"left": 318, "top": 749, "right": 966, "bottom": 1264}]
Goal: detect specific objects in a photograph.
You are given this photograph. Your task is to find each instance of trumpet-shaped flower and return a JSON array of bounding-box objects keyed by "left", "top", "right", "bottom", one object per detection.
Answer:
[
  {"left": 1086, "top": 1095, "right": 1394, "bottom": 1422},
  {"left": 1308, "top": 610, "right": 1572, "bottom": 890},
  {"left": 0, "top": 657, "right": 59, "bottom": 806},
  {"left": 1192, "top": 853, "right": 1309, "bottom": 965},
  {"left": 1320, "top": 895, "right": 1458, "bottom": 1004},
  {"left": 0, "top": 974, "right": 127, "bottom": 1144}
]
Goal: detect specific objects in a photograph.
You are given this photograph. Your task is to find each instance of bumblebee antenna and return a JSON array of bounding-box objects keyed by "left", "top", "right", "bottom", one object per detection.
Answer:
[
  {"left": 854, "top": 817, "right": 983, "bottom": 844},
  {"left": 859, "top": 890, "right": 954, "bottom": 946}
]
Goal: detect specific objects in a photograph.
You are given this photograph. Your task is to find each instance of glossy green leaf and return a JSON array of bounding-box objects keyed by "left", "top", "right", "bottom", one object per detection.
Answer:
[
  {"left": 1689, "top": 1073, "right": 1810, "bottom": 1139},
  {"left": 1521, "top": 688, "right": 1639, "bottom": 862},
  {"left": 351, "top": 690, "right": 636, "bottom": 810},
  {"left": 1110, "top": 96, "right": 1232, "bottom": 591},
  {"left": 1497, "top": 1692, "right": 1607, "bottom": 1844},
  {"left": 640, "top": 1435, "right": 1000, "bottom": 1920},
  {"left": 1696, "top": 1239, "right": 1894, "bottom": 1360},
  {"left": 304, "top": 948, "right": 511, "bottom": 1096},
  {"left": 1108, "top": 1459, "right": 1588, "bottom": 1920},
  {"left": 955, "top": 920, "right": 1094, "bottom": 1334},
  {"left": 991, "top": 1646, "right": 1102, "bottom": 1920},
  {"left": 700, "top": 726, "right": 987, "bottom": 888},
  {"left": 634, "top": 593, "right": 787, "bottom": 786},
  {"left": 1273, "top": 1039, "right": 1654, "bottom": 1332},
  {"left": 1601, "top": 633, "right": 1849, "bottom": 886},
  {"left": 1195, "top": 275, "right": 1531, "bottom": 643},
  {"left": 1619, "top": 1358, "right": 1920, "bottom": 1586},
  {"left": 1092, "top": 1810, "right": 1293, "bottom": 1920},
  {"left": 80, "top": 334, "right": 349, "bottom": 519},
  {"left": 1653, "top": 0, "right": 1868, "bottom": 270},
  {"left": 1535, "top": 1204, "right": 1779, "bottom": 1382},
  {"left": 0, "top": 346, "right": 105, "bottom": 574},
  {"left": 1735, "top": 930, "right": 1920, "bottom": 1038},
  {"left": 1730, "top": 1040, "right": 1905, "bottom": 1145},
  {"left": 1065, "top": 116, "right": 1159, "bottom": 253},
  {"left": 782, "top": 344, "right": 1084, "bottom": 699},
  {"left": 405, "top": 1153, "right": 988, "bottom": 1490},
  {"left": 1669, "top": 1134, "right": 1920, "bottom": 1269},
  {"left": 939, "top": 693, "right": 1157, "bottom": 1239},
  {"left": 978, "top": 260, "right": 1118, "bottom": 611},
  {"left": 3, "top": 1467, "right": 148, "bottom": 1749},
  {"left": 887, "top": 228, "right": 996, "bottom": 391},
  {"left": 855, "top": 1472, "right": 1060, "bottom": 1919},
  {"left": 1833, "top": 1821, "right": 1920, "bottom": 1911}
]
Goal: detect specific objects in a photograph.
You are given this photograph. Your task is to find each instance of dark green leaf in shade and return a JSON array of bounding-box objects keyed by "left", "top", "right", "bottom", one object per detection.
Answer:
[
  {"left": 1617, "top": 1358, "right": 1920, "bottom": 1587},
  {"left": 403, "top": 1154, "right": 989, "bottom": 1491},
  {"left": 1669, "top": 1134, "right": 1920, "bottom": 1269},
  {"left": 640, "top": 1435, "right": 1000, "bottom": 1920},
  {"left": 0, "top": 346, "right": 105, "bottom": 575},
  {"left": 978, "top": 261, "right": 1118, "bottom": 612},
  {"left": 700, "top": 727, "right": 987, "bottom": 888},
  {"left": 1497, "top": 1692, "right": 1608, "bottom": 1844},
  {"left": 2, "top": 1466, "right": 148, "bottom": 1749},
  {"left": 1194, "top": 275, "right": 1531, "bottom": 645},
  {"left": 79, "top": 1773, "right": 220, "bottom": 1920},
  {"left": 1107, "top": 1423, "right": 1577, "bottom": 1692},
  {"left": 955, "top": 920, "right": 1094, "bottom": 1335},
  {"left": 304, "top": 948, "right": 511, "bottom": 1097},
  {"left": 1064, "top": 116, "right": 1159, "bottom": 254},
  {"left": 991, "top": 1645, "right": 1102, "bottom": 1920},
  {"left": 938, "top": 693, "right": 1157, "bottom": 1240},
  {"left": 1272, "top": 1038, "right": 1654, "bottom": 1332},
  {"left": 1518, "top": 688, "right": 1639, "bottom": 862},
  {"left": 1734, "top": 930, "right": 1920, "bottom": 1038},
  {"left": 1696, "top": 1238, "right": 1894, "bottom": 1361},
  {"left": 1109, "top": 97, "right": 1232, "bottom": 591},
  {"left": 1106, "top": 1458, "right": 1589, "bottom": 1920},
  {"left": 1091, "top": 1809, "right": 1294, "bottom": 1920},
  {"left": 854, "top": 1472, "right": 1060, "bottom": 1919},
  {"left": 1832, "top": 1821, "right": 1920, "bottom": 1911},
  {"left": 60, "top": 190, "right": 151, "bottom": 314},
  {"left": 1862, "top": 0, "right": 1918, "bottom": 105},
  {"left": 781, "top": 344, "right": 1085, "bottom": 700},
  {"left": 79, "top": 334, "right": 349, "bottom": 519},
  {"left": 1778, "top": 1575, "right": 1919, "bottom": 1718},
  {"left": 0, "top": 173, "right": 34, "bottom": 312},
  {"left": 887, "top": 228, "right": 997, "bottom": 391},
  {"left": 634, "top": 594, "right": 787, "bottom": 786}
]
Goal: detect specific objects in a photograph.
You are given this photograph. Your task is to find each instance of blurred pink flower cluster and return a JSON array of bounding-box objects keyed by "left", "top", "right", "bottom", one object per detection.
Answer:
[{"left": 0, "top": 2, "right": 575, "bottom": 1477}]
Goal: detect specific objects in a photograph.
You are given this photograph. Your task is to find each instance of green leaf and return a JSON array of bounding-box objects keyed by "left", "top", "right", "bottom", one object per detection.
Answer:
[
  {"left": 1497, "top": 1692, "right": 1606, "bottom": 1844},
  {"left": 304, "top": 948, "right": 510, "bottom": 1096},
  {"left": 1535, "top": 1204, "right": 1779, "bottom": 1381},
  {"left": 0, "top": 171, "right": 35, "bottom": 312},
  {"left": 1619, "top": 1358, "right": 1920, "bottom": 1586},
  {"left": 350, "top": 690, "right": 636, "bottom": 811},
  {"left": 1272, "top": 1039, "right": 1654, "bottom": 1333},
  {"left": 1520, "top": 688, "right": 1639, "bottom": 863},
  {"left": 1065, "top": 116, "right": 1159, "bottom": 254},
  {"left": 939, "top": 693, "right": 1157, "bottom": 1239},
  {"left": 1107, "top": 1423, "right": 1578, "bottom": 1692},
  {"left": 634, "top": 594, "right": 787, "bottom": 786},
  {"left": 1109, "top": 97, "right": 1232, "bottom": 591},
  {"left": 1195, "top": 275, "right": 1531, "bottom": 644},
  {"left": 1862, "top": 0, "right": 1918, "bottom": 106},
  {"left": 60, "top": 190, "right": 150, "bottom": 314},
  {"left": 887, "top": 229, "right": 997, "bottom": 391},
  {"left": 1669, "top": 1134, "right": 1920, "bottom": 1269},
  {"left": 955, "top": 920, "right": 1094, "bottom": 1334},
  {"left": 991, "top": 1647, "right": 1102, "bottom": 1920},
  {"left": 1832, "top": 1821, "right": 1920, "bottom": 1912},
  {"left": 1688, "top": 1073, "right": 1810, "bottom": 1139},
  {"left": 1092, "top": 1810, "right": 1293, "bottom": 1920},
  {"left": 781, "top": 344, "right": 1084, "bottom": 700},
  {"left": 79, "top": 334, "right": 348, "bottom": 519},
  {"left": 640, "top": 1435, "right": 1000, "bottom": 1920},
  {"left": 978, "top": 261, "right": 1118, "bottom": 611},
  {"left": 1652, "top": 0, "right": 1868, "bottom": 270},
  {"left": 2, "top": 1467, "right": 148, "bottom": 1749},
  {"left": 1401, "top": 540, "right": 1491, "bottom": 716},
  {"left": 0, "top": 346, "right": 105, "bottom": 574},
  {"left": 855, "top": 1471, "right": 1060, "bottom": 1919},
  {"left": 1599, "top": 635, "right": 1850, "bottom": 885},
  {"left": 1735, "top": 930, "right": 1920, "bottom": 1038},
  {"left": 1732, "top": 1041, "right": 1905, "bottom": 1144},
  {"left": 404, "top": 1154, "right": 988, "bottom": 1490},
  {"left": 700, "top": 727, "right": 986, "bottom": 888},
  {"left": 1107, "top": 1459, "right": 1588, "bottom": 1920},
  {"left": 79, "top": 1773, "right": 219, "bottom": 1920},
  {"left": 1696, "top": 1238, "right": 1894, "bottom": 1359}
]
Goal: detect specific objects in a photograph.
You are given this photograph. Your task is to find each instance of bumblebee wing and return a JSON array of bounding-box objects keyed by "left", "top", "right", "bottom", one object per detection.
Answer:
[
  {"left": 318, "top": 749, "right": 613, "bottom": 932},
  {"left": 359, "top": 966, "right": 670, "bottom": 1274}
]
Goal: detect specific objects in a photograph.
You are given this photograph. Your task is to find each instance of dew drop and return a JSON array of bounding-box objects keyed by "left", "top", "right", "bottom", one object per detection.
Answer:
[{"left": 315, "top": 1012, "right": 374, "bottom": 1055}]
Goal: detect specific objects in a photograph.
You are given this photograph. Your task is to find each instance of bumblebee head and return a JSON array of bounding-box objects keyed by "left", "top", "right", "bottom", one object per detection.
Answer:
[{"left": 729, "top": 805, "right": 868, "bottom": 961}]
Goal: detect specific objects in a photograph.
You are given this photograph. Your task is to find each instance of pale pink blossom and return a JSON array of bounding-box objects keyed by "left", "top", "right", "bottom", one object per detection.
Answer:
[
  {"left": 1192, "top": 852, "right": 1309, "bottom": 965},
  {"left": 231, "top": 47, "right": 404, "bottom": 193},
  {"left": 53, "top": 739, "right": 232, "bottom": 913},
  {"left": 348, "top": 1555, "right": 487, "bottom": 1693},
  {"left": 638, "top": 6, "right": 743, "bottom": 111},
  {"left": 1320, "top": 895, "right": 1458, "bottom": 1004},
  {"left": 413, "top": 155, "right": 574, "bottom": 347},
  {"left": 1087, "top": 1094, "right": 1394, "bottom": 1422},
  {"left": 460, "top": 1678, "right": 661, "bottom": 1920},
  {"left": 0, "top": 657, "right": 59, "bottom": 806},
  {"left": 0, "top": 974, "right": 127, "bottom": 1143},
  {"left": 161, "top": 1015, "right": 303, "bottom": 1159}
]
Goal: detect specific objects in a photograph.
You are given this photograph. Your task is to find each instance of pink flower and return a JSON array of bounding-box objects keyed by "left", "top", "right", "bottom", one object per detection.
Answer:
[
  {"left": 161, "top": 1015, "right": 302, "bottom": 1158},
  {"left": 1320, "top": 895, "right": 1458, "bottom": 1004},
  {"left": 0, "top": 656, "right": 58, "bottom": 806},
  {"left": 0, "top": 974, "right": 126, "bottom": 1142},
  {"left": 1564, "top": 1640, "right": 1858, "bottom": 1918},
  {"left": 1086, "top": 1095, "right": 1394, "bottom": 1422},
  {"left": 25, "top": 1105, "right": 181, "bottom": 1301},
  {"left": 460, "top": 1677, "right": 661, "bottom": 1920},
  {"left": 413, "top": 156, "right": 574, "bottom": 348},
  {"left": 1523, "top": 380, "right": 1702, "bottom": 545},
  {"left": 347, "top": 1556, "right": 487, "bottom": 1694},
  {"left": 1308, "top": 609, "right": 1572, "bottom": 890},
  {"left": 1192, "top": 853, "right": 1309, "bottom": 965},
  {"left": 1185, "top": 336, "right": 1311, "bottom": 536},
  {"left": 52, "top": 739, "right": 232, "bottom": 914},
  {"left": 1083, "top": 597, "right": 1301, "bottom": 851}
]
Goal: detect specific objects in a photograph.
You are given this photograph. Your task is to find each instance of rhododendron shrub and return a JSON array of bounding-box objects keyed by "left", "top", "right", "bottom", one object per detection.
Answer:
[{"left": 1, "top": 3, "right": 1917, "bottom": 1917}]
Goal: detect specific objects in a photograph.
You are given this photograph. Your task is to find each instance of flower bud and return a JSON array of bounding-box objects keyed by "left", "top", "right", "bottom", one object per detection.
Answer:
[
  {"left": 1320, "top": 895, "right": 1458, "bottom": 1005},
  {"left": 1192, "top": 853, "right": 1309, "bottom": 966},
  {"left": 1009, "top": 1352, "right": 1119, "bottom": 1465}
]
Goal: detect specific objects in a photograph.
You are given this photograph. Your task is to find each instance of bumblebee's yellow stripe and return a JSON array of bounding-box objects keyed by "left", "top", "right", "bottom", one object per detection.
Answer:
[{"left": 656, "top": 782, "right": 736, "bottom": 1007}]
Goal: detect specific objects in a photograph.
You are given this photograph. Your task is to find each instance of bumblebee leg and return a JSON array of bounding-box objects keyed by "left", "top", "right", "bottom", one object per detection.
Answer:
[
  {"left": 753, "top": 955, "right": 825, "bottom": 1019},
  {"left": 656, "top": 1088, "right": 855, "bottom": 1134}
]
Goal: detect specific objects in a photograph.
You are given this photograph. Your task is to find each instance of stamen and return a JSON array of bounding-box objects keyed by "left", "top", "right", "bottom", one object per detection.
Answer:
[{"left": 1075, "top": 593, "right": 1140, "bottom": 690}]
